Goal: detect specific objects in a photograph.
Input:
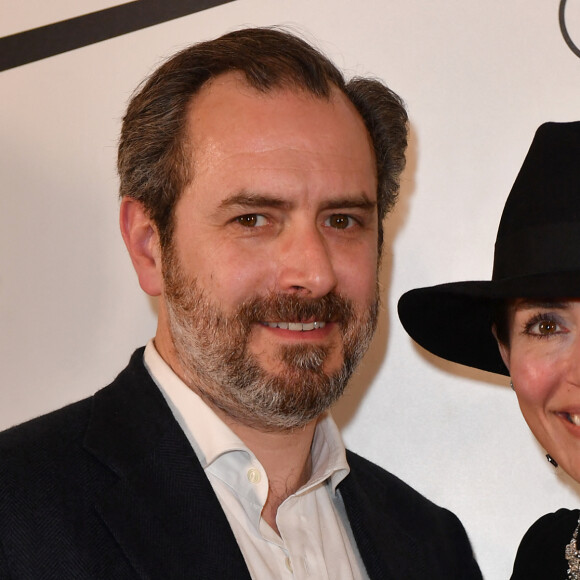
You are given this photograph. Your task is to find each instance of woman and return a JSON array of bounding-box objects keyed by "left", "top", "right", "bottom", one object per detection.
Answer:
[{"left": 398, "top": 120, "right": 580, "bottom": 579}]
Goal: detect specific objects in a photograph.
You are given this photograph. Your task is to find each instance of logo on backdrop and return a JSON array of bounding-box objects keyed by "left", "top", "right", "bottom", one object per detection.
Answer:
[
  {"left": 560, "top": 0, "right": 580, "bottom": 58},
  {"left": 0, "top": 0, "right": 236, "bottom": 72}
]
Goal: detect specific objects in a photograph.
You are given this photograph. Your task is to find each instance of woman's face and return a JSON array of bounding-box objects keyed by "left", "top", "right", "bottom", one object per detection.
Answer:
[{"left": 498, "top": 298, "right": 580, "bottom": 482}]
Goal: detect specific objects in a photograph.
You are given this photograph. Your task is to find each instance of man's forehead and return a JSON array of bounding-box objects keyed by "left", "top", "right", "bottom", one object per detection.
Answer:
[
  {"left": 184, "top": 72, "right": 373, "bottom": 166},
  {"left": 178, "top": 69, "right": 377, "bottom": 215},
  {"left": 190, "top": 69, "right": 337, "bottom": 107},
  {"left": 185, "top": 70, "right": 364, "bottom": 142}
]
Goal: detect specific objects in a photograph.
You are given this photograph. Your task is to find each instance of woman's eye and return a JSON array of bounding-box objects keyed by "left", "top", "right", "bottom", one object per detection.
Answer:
[
  {"left": 533, "top": 320, "right": 559, "bottom": 335},
  {"left": 326, "top": 214, "right": 355, "bottom": 229},
  {"left": 235, "top": 214, "right": 267, "bottom": 228},
  {"left": 525, "top": 315, "right": 563, "bottom": 337}
]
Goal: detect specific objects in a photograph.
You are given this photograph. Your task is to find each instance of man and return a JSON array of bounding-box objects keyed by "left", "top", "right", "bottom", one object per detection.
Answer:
[{"left": 0, "top": 28, "right": 481, "bottom": 578}]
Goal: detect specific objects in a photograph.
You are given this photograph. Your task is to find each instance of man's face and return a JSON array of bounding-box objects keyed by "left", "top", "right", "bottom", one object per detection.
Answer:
[{"left": 157, "top": 72, "right": 380, "bottom": 430}]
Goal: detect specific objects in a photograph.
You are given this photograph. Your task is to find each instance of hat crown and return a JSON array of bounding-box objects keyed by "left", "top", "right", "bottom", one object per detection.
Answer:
[
  {"left": 398, "top": 121, "right": 580, "bottom": 377},
  {"left": 492, "top": 121, "right": 580, "bottom": 281}
]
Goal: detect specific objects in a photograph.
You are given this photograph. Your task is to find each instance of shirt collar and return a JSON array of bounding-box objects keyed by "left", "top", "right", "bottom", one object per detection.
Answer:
[
  {"left": 143, "top": 340, "right": 245, "bottom": 468},
  {"left": 143, "top": 339, "right": 350, "bottom": 492}
]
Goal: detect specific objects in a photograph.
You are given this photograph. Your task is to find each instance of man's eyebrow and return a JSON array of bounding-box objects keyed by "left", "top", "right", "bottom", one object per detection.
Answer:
[
  {"left": 217, "top": 192, "right": 376, "bottom": 212},
  {"left": 218, "top": 192, "right": 292, "bottom": 211},
  {"left": 321, "top": 195, "right": 376, "bottom": 212}
]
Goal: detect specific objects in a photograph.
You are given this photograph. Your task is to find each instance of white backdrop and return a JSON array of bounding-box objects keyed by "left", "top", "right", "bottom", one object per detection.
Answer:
[{"left": 2, "top": 1, "right": 580, "bottom": 578}]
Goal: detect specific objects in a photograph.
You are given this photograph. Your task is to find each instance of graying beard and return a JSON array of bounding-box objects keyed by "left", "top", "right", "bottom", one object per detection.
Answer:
[{"left": 163, "top": 258, "right": 378, "bottom": 431}]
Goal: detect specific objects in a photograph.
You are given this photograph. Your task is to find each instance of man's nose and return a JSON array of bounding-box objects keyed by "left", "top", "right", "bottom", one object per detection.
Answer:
[{"left": 276, "top": 226, "right": 338, "bottom": 298}]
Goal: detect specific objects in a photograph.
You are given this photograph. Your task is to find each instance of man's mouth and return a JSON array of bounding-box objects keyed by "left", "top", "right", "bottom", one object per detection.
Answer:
[{"left": 262, "top": 321, "right": 327, "bottom": 332}]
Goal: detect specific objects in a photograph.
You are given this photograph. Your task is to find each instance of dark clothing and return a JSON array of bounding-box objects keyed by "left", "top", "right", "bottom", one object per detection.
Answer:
[
  {"left": 511, "top": 508, "right": 580, "bottom": 579},
  {"left": 0, "top": 348, "right": 481, "bottom": 579}
]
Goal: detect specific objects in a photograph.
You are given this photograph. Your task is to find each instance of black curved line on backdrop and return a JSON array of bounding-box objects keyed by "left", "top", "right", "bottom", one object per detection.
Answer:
[
  {"left": 0, "top": 0, "right": 236, "bottom": 72},
  {"left": 559, "top": 0, "right": 580, "bottom": 58}
]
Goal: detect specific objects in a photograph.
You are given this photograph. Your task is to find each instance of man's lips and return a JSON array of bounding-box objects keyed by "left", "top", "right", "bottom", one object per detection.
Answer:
[{"left": 261, "top": 321, "right": 327, "bottom": 332}]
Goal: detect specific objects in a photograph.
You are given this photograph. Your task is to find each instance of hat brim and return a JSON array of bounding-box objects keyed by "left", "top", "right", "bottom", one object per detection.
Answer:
[{"left": 397, "top": 271, "right": 580, "bottom": 376}]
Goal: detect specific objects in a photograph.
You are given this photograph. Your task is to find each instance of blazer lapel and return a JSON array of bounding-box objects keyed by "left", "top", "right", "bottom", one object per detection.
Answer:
[
  {"left": 84, "top": 349, "right": 251, "bottom": 579},
  {"left": 339, "top": 452, "right": 421, "bottom": 580}
]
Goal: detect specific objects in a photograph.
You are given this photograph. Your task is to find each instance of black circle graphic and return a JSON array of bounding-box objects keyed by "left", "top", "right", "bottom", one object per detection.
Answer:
[{"left": 560, "top": 0, "right": 580, "bottom": 58}]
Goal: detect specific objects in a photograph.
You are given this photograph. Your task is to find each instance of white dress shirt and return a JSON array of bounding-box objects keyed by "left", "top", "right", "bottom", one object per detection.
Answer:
[{"left": 143, "top": 340, "right": 368, "bottom": 579}]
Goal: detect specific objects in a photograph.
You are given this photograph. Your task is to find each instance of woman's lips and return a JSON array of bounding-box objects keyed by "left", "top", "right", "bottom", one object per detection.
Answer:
[{"left": 555, "top": 411, "right": 580, "bottom": 426}]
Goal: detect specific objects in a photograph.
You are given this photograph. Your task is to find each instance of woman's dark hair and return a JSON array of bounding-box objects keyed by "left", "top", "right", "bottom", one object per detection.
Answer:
[
  {"left": 491, "top": 299, "right": 510, "bottom": 346},
  {"left": 118, "top": 26, "right": 408, "bottom": 251}
]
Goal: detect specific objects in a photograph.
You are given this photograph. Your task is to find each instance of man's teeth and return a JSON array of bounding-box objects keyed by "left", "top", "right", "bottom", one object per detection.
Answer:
[
  {"left": 567, "top": 413, "right": 580, "bottom": 426},
  {"left": 266, "top": 321, "right": 326, "bottom": 331}
]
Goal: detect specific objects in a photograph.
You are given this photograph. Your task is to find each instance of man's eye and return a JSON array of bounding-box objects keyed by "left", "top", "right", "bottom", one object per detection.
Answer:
[
  {"left": 326, "top": 214, "right": 355, "bottom": 229},
  {"left": 236, "top": 214, "right": 267, "bottom": 227}
]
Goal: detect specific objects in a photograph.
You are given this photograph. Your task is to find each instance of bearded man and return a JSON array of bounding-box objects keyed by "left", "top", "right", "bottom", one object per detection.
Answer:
[{"left": 0, "top": 27, "right": 481, "bottom": 579}]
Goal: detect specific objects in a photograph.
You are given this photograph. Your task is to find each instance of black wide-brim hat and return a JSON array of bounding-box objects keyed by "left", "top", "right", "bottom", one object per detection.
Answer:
[{"left": 398, "top": 121, "right": 580, "bottom": 376}]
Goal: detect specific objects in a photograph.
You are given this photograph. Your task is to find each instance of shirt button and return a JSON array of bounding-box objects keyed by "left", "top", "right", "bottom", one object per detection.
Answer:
[
  {"left": 247, "top": 468, "right": 261, "bottom": 484},
  {"left": 285, "top": 556, "right": 293, "bottom": 573}
]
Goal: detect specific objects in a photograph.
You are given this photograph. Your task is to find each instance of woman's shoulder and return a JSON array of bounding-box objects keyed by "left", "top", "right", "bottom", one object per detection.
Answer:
[
  {"left": 511, "top": 508, "right": 580, "bottom": 579},
  {"left": 522, "top": 508, "right": 580, "bottom": 536}
]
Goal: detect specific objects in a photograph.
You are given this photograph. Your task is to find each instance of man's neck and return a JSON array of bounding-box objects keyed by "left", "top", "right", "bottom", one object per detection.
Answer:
[{"left": 221, "top": 413, "right": 318, "bottom": 534}]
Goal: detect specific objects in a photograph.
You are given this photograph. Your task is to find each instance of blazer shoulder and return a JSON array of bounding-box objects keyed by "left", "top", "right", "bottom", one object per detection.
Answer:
[
  {"left": 0, "top": 396, "right": 98, "bottom": 555},
  {"left": 342, "top": 450, "right": 481, "bottom": 579},
  {"left": 0, "top": 396, "right": 93, "bottom": 460},
  {"left": 0, "top": 347, "right": 147, "bottom": 479},
  {"left": 345, "top": 449, "right": 449, "bottom": 516}
]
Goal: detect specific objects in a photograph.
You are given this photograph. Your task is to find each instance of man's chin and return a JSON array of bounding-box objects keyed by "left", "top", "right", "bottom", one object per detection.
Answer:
[
  {"left": 263, "top": 341, "right": 342, "bottom": 373},
  {"left": 255, "top": 363, "right": 343, "bottom": 386}
]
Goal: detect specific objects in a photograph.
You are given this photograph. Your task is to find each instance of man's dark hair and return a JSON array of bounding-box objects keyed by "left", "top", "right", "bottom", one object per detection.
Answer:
[{"left": 118, "top": 26, "right": 408, "bottom": 251}]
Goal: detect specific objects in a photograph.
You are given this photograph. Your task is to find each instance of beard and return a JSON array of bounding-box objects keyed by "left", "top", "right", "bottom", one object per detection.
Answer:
[{"left": 162, "top": 248, "right": 379, "bottom": 431}]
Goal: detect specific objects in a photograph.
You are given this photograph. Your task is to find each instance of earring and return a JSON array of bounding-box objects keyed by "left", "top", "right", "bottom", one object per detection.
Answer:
[
  {"left": 546, "top": 454, "right": 559, "bottom": 468},
  {"left": 510, "top": 380, "right": 515, "bottom": 391}
]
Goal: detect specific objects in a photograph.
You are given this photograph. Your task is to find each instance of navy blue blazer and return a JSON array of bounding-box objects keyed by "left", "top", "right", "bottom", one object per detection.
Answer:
[{"left": 0, "top": 349, "right": 481, "bottom": 579}]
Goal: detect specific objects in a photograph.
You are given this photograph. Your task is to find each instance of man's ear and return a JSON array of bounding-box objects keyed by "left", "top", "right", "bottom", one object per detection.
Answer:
[
  {"left": 119, "top": 197, "right": 163, "bottom": 296},
  {"left": 491, "top": 324, "right": 510, "bottom": 373}
]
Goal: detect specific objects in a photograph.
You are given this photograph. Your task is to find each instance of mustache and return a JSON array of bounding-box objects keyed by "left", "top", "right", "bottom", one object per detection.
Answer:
[{"left": 236, "top": 292, "right": 355, "bottom": 327}]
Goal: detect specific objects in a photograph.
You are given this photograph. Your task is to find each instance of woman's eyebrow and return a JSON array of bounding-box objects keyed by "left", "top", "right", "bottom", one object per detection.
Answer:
[{"left": 514, "top": 299, "right": 570, "bottom": 311}]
